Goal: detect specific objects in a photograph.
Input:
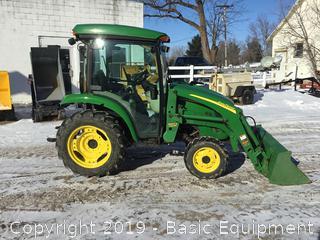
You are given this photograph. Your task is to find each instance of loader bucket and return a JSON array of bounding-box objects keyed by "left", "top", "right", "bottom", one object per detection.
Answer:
[{"left": 256, "top": 126, "right": 311, "bottom": 186}]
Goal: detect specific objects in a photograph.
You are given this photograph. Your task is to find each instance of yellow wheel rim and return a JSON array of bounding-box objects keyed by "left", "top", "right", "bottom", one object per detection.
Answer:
[
  {"left": 192, "top": 147, "right": 221, "bottom": 173},
  {"left": 67, "top": 125, "right": 112, "bottom": 169}
]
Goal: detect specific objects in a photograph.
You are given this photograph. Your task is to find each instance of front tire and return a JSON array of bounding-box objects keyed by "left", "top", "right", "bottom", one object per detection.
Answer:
[
  {"left": 184, "top": 137, "right": 228, "bottom": 179},
  {"left": 56, "top": 110, "right": 125, "bottom": 176}
]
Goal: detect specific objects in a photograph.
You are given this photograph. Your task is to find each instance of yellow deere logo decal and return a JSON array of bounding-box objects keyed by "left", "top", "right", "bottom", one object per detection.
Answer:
[{"left": 190, "top": 94, "right": 237, "bottom": 114}]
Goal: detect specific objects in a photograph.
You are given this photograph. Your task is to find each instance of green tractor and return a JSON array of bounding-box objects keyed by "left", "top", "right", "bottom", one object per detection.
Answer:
[{"left": 55, "top": 24, "right": 310, "bottom": 185}]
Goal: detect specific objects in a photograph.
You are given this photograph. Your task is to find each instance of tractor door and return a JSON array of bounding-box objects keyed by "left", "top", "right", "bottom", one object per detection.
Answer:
[{"left": 88, "top": 39, "right": 162, "bottom": 139}]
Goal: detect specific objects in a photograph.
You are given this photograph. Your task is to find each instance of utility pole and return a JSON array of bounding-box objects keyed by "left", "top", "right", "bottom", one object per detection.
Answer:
[{"left": 217, "top": 4, "right": 233, "bottom": 67}]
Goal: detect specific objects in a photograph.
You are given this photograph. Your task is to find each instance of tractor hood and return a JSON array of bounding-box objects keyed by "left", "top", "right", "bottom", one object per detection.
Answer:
[{"left": 171, "top": 82, "right": 240, "bottom": 115}]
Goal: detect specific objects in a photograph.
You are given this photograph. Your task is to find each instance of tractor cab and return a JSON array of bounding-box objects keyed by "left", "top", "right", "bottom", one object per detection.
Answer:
[{"left": 70, "top": 24, "right": 170, "bottom": 139}]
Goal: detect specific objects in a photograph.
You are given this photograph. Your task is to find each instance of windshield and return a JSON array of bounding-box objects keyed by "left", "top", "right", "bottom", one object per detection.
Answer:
[{"left": 86, "top": 38, "right": 159, "bottom": 91}]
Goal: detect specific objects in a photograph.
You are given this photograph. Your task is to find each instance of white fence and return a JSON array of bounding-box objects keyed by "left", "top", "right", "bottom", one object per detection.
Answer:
[
  {"left": 169, "top": 65, "right": 274, "bottom": 87},
  {"left": 169, "top": 66, "right": 217, "bottom": 83},
  {"left": 251, "top": 72, "right": 273, "bottom": 87}
]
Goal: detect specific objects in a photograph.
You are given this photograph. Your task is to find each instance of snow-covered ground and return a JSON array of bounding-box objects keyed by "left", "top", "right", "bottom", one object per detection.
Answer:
[{"left": 0, "top": 89, "right": 319, "bottom": 240}]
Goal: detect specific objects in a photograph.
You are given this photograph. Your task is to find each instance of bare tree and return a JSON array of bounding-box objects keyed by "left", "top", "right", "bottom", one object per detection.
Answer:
[
  {"left": 168, "top": 45, "right": 186, "bottom": 65},
  {"left": 143, "top": 0, "right": 245, "bottom": 64},
  {"left": 249, "top": 16, "right": 275, "bottom": 56},
  {"left": 278, "top": 0, "right": 320, "bottom": 78}
]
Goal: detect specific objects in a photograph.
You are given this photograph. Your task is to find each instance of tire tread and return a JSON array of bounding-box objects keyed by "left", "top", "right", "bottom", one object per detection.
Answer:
[{"left": 56, "top": 110, "right": 125, "bottom": 176}]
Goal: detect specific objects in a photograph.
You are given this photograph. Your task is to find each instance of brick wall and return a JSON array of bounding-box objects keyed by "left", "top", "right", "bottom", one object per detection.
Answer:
[{"left": 0, "top": 0, "right": 143, "bottom": 103}]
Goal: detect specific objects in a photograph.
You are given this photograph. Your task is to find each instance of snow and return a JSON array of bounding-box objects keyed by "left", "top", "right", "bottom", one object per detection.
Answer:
[
  {"left": 12, "top": 93, "right": 32, "bottom": 105},
  {"left": 241, "top": 88, "right": 320, "bottom": 122},
  {"left": 0, "top": 89, "right": 319, "bottom": 240}
]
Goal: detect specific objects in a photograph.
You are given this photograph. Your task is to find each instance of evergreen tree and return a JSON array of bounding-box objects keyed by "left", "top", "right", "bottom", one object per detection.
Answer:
[
  {"left": 242, "top": 37, "right": 263, "bottom": 63},
  {"left": 186, "top": 35, "right": 203, "bottom": 58},
  {"left": 216, "top": 40, "right": 241, "bottom": 66}
]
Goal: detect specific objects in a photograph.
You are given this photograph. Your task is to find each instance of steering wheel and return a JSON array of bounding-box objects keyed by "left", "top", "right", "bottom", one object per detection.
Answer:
[
  {"left": 132, "top": 68, "right": 150, "bottom": 85},
  {"left": 120, "top": 66, "right": 151, "bottom": 101},
  {"left": 122, "top": 66, "right": 150, "bottom": 86},
  {"left": 126, "top": 66, "right": 152, "bottom": 90}
]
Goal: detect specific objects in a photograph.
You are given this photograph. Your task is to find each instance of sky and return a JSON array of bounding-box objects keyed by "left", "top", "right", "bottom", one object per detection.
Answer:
[{"left": 144, "top": 0, "right": 289, "bottom": 48}]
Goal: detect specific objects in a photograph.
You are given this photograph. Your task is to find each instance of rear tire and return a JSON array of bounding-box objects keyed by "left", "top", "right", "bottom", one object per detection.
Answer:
[
  {"left": 56, "top": 110, "right": 125, "bottom": 176},
  {"left": 184, "top": 137, "right": 228, "bottom": 179},
  {"left": 239, "top": 89, "right": 254, "bottom": 105}
]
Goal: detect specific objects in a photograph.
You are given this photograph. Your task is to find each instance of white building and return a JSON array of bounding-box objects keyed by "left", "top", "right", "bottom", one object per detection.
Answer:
[
  {"left": 267, "top": 0, "right": 320, "bottom": 83},
  {"left": 0, "top": 0, "right": 143, "bottom": 104}
]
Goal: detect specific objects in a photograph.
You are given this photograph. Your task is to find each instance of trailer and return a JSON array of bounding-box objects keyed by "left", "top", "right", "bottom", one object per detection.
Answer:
[
  {"left": 210, "top": 72, "right": 256, "bottom": 105},
  {"left": 169, "top": 65, "right": 256, "bottom": 104}
]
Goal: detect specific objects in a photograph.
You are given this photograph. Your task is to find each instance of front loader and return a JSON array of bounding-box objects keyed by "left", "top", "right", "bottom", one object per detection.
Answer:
[{"left": 54, "top": 24, "right": 310, "bottom": 186}]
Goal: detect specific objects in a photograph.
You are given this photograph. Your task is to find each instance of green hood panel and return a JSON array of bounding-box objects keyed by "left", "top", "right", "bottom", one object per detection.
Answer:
[{"left": 172, "top": 83, "right": 239, "bottom": 115}]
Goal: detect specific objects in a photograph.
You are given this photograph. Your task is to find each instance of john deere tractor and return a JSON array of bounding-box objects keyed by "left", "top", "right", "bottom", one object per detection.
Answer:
[{"left": 55, "top": 24, "right": 310, "bottom": 185}]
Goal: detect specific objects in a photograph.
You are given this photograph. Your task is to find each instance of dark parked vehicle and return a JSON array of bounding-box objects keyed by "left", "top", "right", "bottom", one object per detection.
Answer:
[
  {"left": 170, "top": 56, "right": 211, "bottom": 79},
  {"left": 174, "top": 56, "right": 210, "bottom": 66}
]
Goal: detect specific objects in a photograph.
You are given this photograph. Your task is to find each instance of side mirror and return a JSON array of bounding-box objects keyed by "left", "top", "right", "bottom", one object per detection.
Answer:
[
  {"left": 68, "top": 38, "right": 77, "bottom": 46},
  {"left": 161, "top": 45, "right": 170, "bottom": 53}
]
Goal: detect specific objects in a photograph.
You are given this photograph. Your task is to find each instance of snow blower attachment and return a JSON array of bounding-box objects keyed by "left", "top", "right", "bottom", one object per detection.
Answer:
[{"left": 54, "top": 24, "right": 311, "bottom": 186}]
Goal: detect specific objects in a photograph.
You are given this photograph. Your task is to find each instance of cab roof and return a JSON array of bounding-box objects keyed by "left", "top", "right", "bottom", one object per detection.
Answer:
[{"left": 73, "top": 24, "right": 170, "bottom": 42}]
